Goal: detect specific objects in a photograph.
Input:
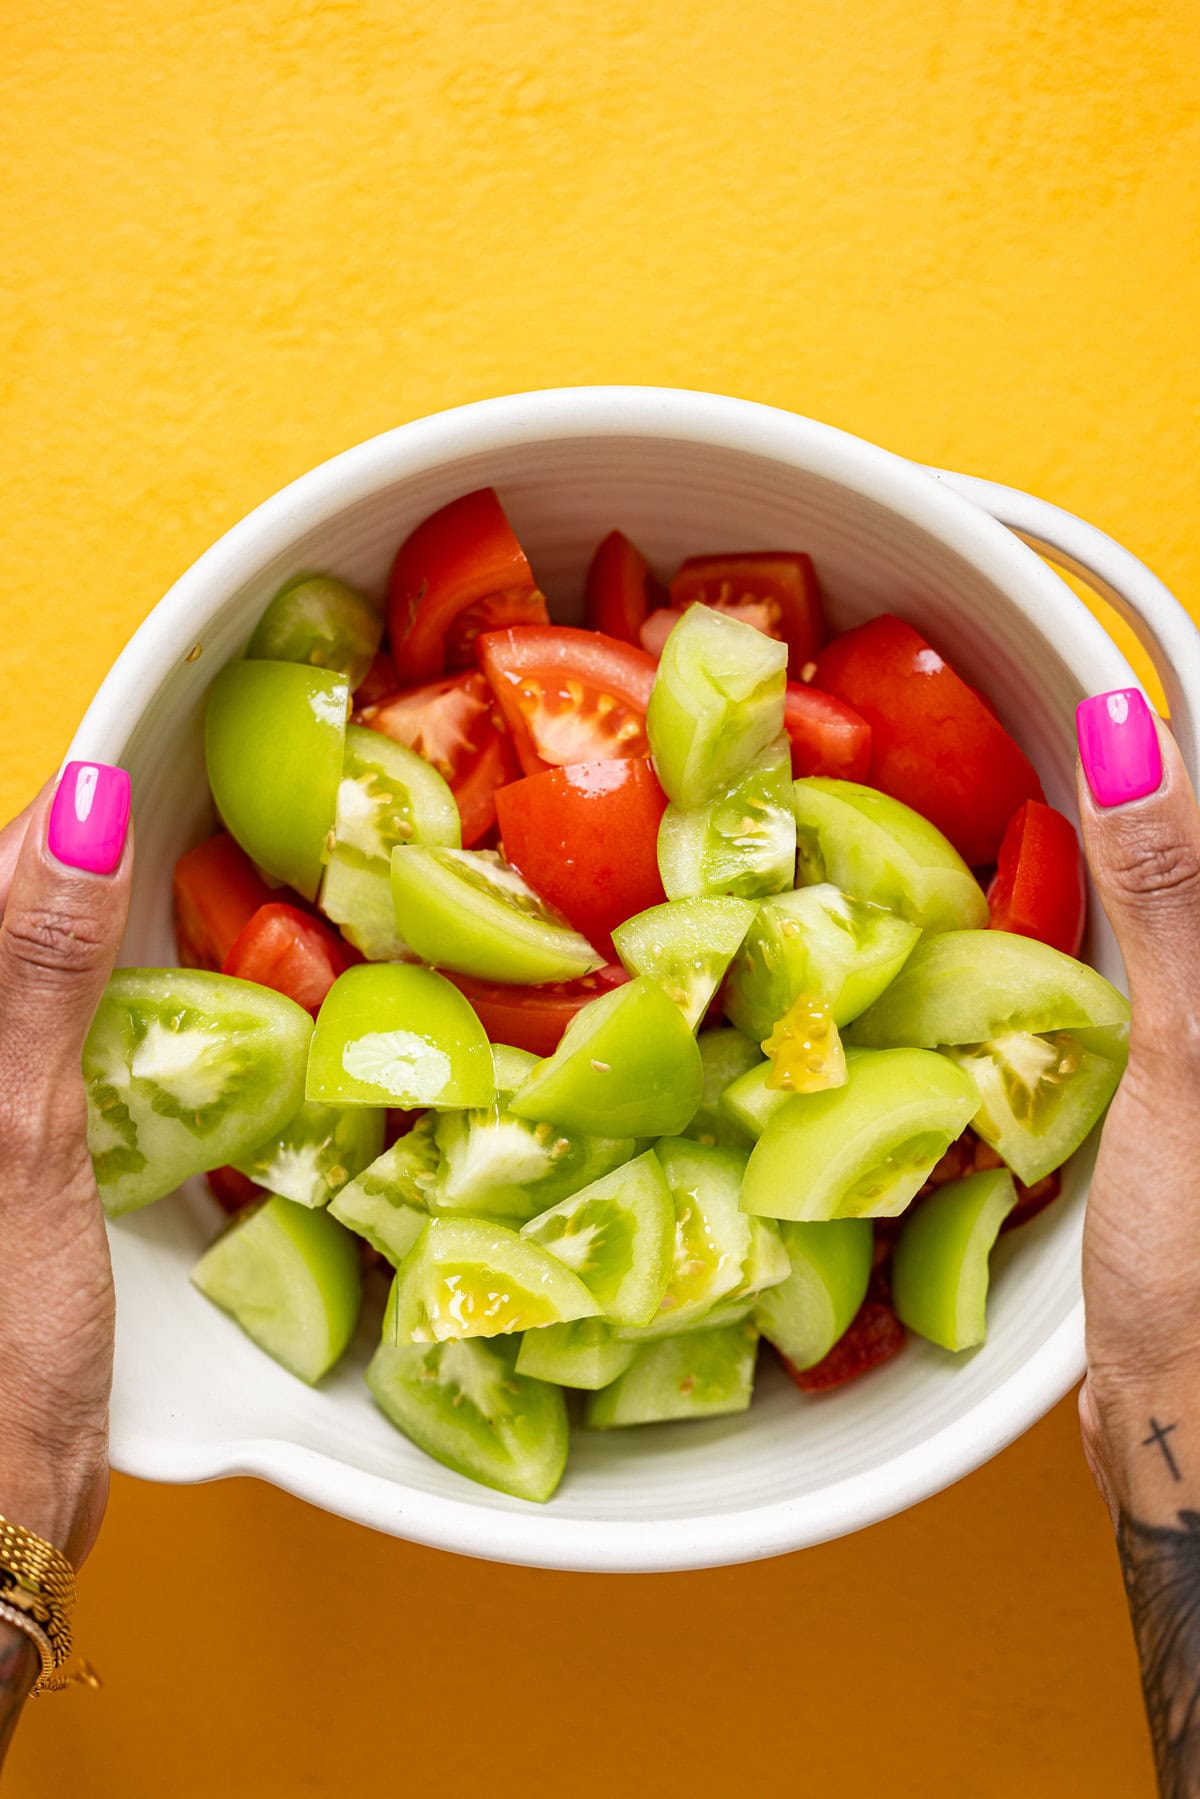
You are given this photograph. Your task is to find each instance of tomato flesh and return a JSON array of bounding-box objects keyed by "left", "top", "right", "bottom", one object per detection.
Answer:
[
  {"left": 223, "top": 902, "right": 359, "bottom": 1017},
  {"left": 779, "top": 1283, "right": 905, "bottom": 1390},
  {"left": 813, "top": 615, "right": 1043, "bottom": 866},
  {"left": 356, "top": 670, "right": 518, "bottom": 847},
  {"left": 476, "top": 626, "right": 658, "bottom": 777},
  {"left": 784, "top": 682, "right": 872, "bottom": 781},
  {"left": 353, "top": 648, "right": 399, "bottom": 710},
  {"left": 387, "top": 487, "right": 547, "bottom": 684},
  {"left": 668, "top": 552, "right": 824, "bottom": 672},
  {"left": 173, "top": 832, "right": 279, "bottom": 971},
  {"left": 987, "top": 799, "right": 1086, "bottom": 957},
  {"left": 585, "top": 530, "right": 666, "bottom": 644},
  {"left": 206, "top": 1164, "right": 266, "bottom": 1215},
  {"left": 444, "top": 965, "right": 630, "bottom": 1058},
  {"left": 495, "top": 759, "right": 667, "bottom": 953}
]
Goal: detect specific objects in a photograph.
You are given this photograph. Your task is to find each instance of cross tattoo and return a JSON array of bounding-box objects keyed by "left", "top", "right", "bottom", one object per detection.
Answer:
[{"left": 1143, "top": 1418, "right": 1182, "bottom": 1482}]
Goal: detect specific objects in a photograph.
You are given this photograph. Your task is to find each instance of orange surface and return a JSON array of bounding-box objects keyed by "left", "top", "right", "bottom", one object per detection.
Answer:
[{"left": 4, "top": 1, "right": 1198, "bottom": 1792}]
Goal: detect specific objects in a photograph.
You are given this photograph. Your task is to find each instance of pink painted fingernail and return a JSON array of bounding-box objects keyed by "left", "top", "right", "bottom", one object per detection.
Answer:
[
  {"left": 1076, "top": 689, "right": 1163, "bottom": 808},
  {"left": 48, "top": 762, "right": 131, "bottom": 874}
]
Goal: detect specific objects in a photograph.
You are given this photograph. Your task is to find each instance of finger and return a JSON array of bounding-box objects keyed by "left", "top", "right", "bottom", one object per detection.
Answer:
[
  {"left": 0, "top": 789, "right": 46, "bottom": 918},
  {"left": 0, "top": 763, "right": 133, "bottom": 1149},
  {"left": 1076, "top": 689, "right": 1200, "bottom": 1043}
]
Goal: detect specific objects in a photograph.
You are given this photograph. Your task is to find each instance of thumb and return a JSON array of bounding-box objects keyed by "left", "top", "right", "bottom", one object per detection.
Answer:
[
  {"left": 1076, "top": 688, "right": 1200, "bottom": 1044},
  {"left": 0, "top": 763, "right": 133, "bottom": 1118}
]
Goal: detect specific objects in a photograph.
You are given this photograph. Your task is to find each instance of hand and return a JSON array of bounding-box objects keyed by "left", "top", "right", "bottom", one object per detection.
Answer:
[{"left": 0, "top": 764, "right": 132, "bottom": 1565}]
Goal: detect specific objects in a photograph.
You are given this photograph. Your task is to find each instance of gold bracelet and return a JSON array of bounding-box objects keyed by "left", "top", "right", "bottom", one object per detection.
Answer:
[{"left": 0, "top": 1513, "right": 96, "bottom": 1696}]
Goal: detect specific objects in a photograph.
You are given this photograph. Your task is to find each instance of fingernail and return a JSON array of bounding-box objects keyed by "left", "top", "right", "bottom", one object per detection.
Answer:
[
  {"left": 48, "top": 762, "right": 131, "bottom": 874},
  {"left": 1076, "top": 689, "right": 1163, "bottom": 808}
]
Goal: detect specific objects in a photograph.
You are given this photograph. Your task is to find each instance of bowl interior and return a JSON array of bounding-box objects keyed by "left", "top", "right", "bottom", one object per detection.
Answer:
[{"left": 80, "top": 399, "right": 1133, "bottom": 1570}]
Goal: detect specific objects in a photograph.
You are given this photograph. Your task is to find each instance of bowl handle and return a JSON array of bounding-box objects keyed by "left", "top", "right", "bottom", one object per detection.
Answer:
[{"left": 928, "top": 467, "right": 1200, "bottom": 784}]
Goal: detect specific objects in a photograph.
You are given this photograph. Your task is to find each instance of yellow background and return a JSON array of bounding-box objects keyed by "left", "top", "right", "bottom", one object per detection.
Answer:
[{"left": 4, "top": 1, "right": 1198, "bottom": 1791}]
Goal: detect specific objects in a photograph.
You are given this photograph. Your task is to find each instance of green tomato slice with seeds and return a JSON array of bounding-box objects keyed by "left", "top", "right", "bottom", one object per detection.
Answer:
[
  {"left": 942, "top": 1026, "right": 1127, "bottom": 1185},
  {"left": 657, "top": 737, "right": 797, "bottom": 903},
  {"left": 740, "top": 1047, "right": 980, "bottom": 1221},
  {"left": 718, "top": 1058, "right": 786, "bottom": 1140},
  {"left": 508, "top": 975, "right": 704, "bottom": 1138},
  {"left": 585, "top": 1320, "right": 759, "bottom": 1428},
  {"left": 385, "top": 1216, "right": 601, "bottom": 1343},
  {"left": 648, "top": 604, "right": 787, "bottom": 808},
  {"left": 617, "top": 1137, "right": 751, "bottom": 1340},
  {"left": 328, "top": 1114, "right": 440, "bottom": 1266},
  {"left": 847, "top": 929, "right": 1131, "bottom": 1049},
  {"left": 752, "top": 1218, "right": 873, "bottom": 1368},
  {"left": 191, "top": 1194, "right": 362, "bottom": 1384},
  {"left": 731, "top": 1216, "right": 791, "bottom": 1300},
  {"left": 892, "top": 1167, "right": 1018, "bottom": 1352},
  {"left": 681, "top": 1028, "right": 764, "bottom": 1149},
  {"left": 433, "top": 1104, "right": 636, "bottom": 1224},
  {"left": 234, "top": 1099, "right": 385, "bottom": 1208},
  {"left": 519, "top": 1149, "right": 675, "bottom": 1327},
  {"left": 366, "top": 1333, "right": 568, "bottom": 1503},
  {"left": 307, "top": 964, "right": 495, "bottom": 1110},
  {"left": 792, "top": 778, "right": 988, "bottom": 935},
  {"left": 514, "top": 1319, "right": 636, "bottom": 1390},
  {"left": 205, "top": 660, "right": 348, "bottom": 900},
  {"left": 613, "top": 895, "right": 757, "bottom": 1029},
  {"left": 724, "top": 883, "right": 920, "bottom": 1042},
  {"left": 246, "top": 574, "right": 383, "bottom": 690},
  {"left": 391, "top": 846, "right": 605, "bottom": 984},
  {"left": 85, "top": 968, "right": 313, "bottom": 1217}
]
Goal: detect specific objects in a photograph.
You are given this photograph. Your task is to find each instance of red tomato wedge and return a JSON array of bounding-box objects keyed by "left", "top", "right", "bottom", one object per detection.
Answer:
[
  {"left": 353, "top": 648, "right": 398, "bottom": 711},
  {"left": 223, "top": 901, "right": 359, "bottom": 1017},
  {"left": 779, "top": 1267, "right": 906, "bottom": 1392},
  {"left": 387, "top": 488, "right": 549, "bottom": 684},
  {"left": 495, "top": 759, "right": 668, "bottom": 953},
  {"left": 585, "top": 530, "right": 666, "bottom": 644},
  {"left": 987, "top": 799, "right": 1086, "bottom": 956},
  {"left": 784, "top": 682, "right": 872, "bottom": 780},
  {"left": 1001, "top": 1169, "right": 1063, "bottom": 1232},
  {"left": 813, "top": 614, "right": 1043, "bottom": 866},
  {"left": 446, "top": 964, "right": 630, "bottom": 1058},
  {"left": 207, "top": 1165, "right": 265, "bottom": 1215},
  {"left": 173, "top": 833, "right": 278, "bottom": 971},
  {"left": 667, "top": 552, "right": 824, "bottom": 672},
  {"left": 476, "top": 626, "right": 658, "bottom": 777},
  {"left": 356, "top": 669, "right": 519, "bottom": 847}
]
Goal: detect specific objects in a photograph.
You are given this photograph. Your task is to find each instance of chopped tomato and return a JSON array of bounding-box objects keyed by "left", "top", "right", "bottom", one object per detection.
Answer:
[
  {"left": 1002, "top": 1168, "right": 1063, "bottom": 1232},
  {"left": 495, "top": 759, "right": 668, "bottom": 953},
  {"left": 446, "top": 964, "right": 630, "bottom": 1058},
  {"left": 207, "top": 1165, "right": 265, "bottom": 1215},
  {"left": 813, "top": 614, "right": 1043, "bottom": 866},
  {"left": 356, "top": 669, "right": 519, "bottom": 846},
  {"left": 223, "top": 901, "right": 359, "bottom": 1016},
  {"left": 783, "top": 682, "right": 872, "bottom": 780},
  {"left": 667, "top": 551, "right": 824, "bottom": 672},
  {"left": 173, "top": 833, "right": 278, "bottom": 971},
  {"left": 476, "top": 626, "right": 658, "bottom": 777},
  {"left": 387, "top": 488, "right": 548, "bottom": 683},
  {"left": 639, "top": 608, "right": 686, "bottom": 657},
  {"left": 353, "top": 648, "right": 398, "bottom": 710},
  {"left": 585, "top": 530, "right": 666, "bottom": 644},
  {"left": 780, "top": 1265, "right": 906, "bottom": 1392},
  {"left": 987, "top": 799, "right": 1086, "bottom": 957}
]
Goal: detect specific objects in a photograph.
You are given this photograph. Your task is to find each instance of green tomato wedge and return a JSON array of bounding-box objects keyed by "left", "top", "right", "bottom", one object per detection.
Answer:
[
  {"left": 681, "top": 1028, "right": 763, "bottom": 1148},
  {"left": 942, "top": 1026, "right": 1127, "bottom": 1185},
  {"left": 246, "top": 574, "right": 383, "bottom": 690},
  {"left": 658, "top": 737, "right": 796, "bottom": 904},
  {"left": 307, "top": 963, "right": 495, "bottom": 1110},
  {"left": 519, "top": 1149, "right": 675, "bottom": 1327},
  {"left": 492, "top": 1043, "right": 540, "bottom": 1094},
  {"left": 319, "top": 855, "right": 410, "bottom": 965},
  {"left": 191, "top": 1194, "right": 362, "bottom": 1384},
  {"left": 386, "top": 1216, "right": 601, "bottom": 1343},
  {"left": 205, "top": 660, "right": 348, "bottom": 900},
  {"left": 585, "top": 1320, "right": 759, "bottom": 1428},
  {"left": 514, "top": 1319, "right": 636, "bottom": 1390},
  {"left": 508, "top": 975, "right": 703, "bottom": 1138},
  {"left": 732, "top": 1216, "right": 791, "bottom": 1299},
  {"left": 328, "top": 1115, "right": 440, "bottom": 1266},
  {"left": 433, "top": 1104, "right": 635, "bottom": 1224},
  {"left": 648, "top": 605, "right": 787, "bottom": 809},
  {"left": 617, "top": 1138, "right": 751, "bottom": 1340},
  {"left": 741, "top": 1047, "right": 980, "bottom": 1221},
  {"left": 366, "top": 1334, "right": 568, "bottom": 1503},
  {"left": 85, "top": 969, "right": 313, "bottom": 1218},
  {"left": 718, "top": 1058, "right": 786, "bottom": 1140},
  {"left": 752, "top": 1219, "right": 873, "bottom": 1367},
  {"left": 234, "top": 1099, "right": 384, "bottom": 1208},
  {"left": 792, "top": 778, "right": 988, "bottom": 934},
  {"left": 847, "top": 929, "right": 1131, "bottom": 1049},
  {"left": 391, "top": 846, "right": 605, "bottom": 985},
  {"left": 613, "top": 896, "right": 757, "bottom": 1029},
  {"left": 724, "top": 883, "right": 920, "bottom": 1042},
  {"left": 892, "top": 1168, "right": 1018, "bottom": 1351}
]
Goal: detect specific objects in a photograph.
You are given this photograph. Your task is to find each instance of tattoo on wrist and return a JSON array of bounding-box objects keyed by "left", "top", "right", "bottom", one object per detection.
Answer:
[
  {"left": 1145, "top": 1418, "right": 1184, "bottom": 1483},
  {"left": 1118, "top": 1493, "right": 1200, "bottom": 1797}
]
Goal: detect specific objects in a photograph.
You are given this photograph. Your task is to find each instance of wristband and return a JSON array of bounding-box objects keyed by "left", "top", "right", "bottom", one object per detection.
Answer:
[{"left": 0, "top": 1513, "right": 96, "bottom": 1696}]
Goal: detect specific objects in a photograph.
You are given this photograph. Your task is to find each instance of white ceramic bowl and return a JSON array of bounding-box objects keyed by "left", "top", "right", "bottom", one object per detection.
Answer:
[{"left": 69, "top": 387, "right": 1200, "bottom": 1572}]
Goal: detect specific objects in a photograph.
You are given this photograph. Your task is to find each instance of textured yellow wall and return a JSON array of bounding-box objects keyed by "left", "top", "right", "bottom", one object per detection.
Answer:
[{"left": 4, "top": 1, "right": 1197, "bottom": 1792}]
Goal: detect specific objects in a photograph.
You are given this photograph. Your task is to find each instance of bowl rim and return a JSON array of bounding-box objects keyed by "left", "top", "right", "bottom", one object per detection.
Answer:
[{"left": 70, "top": 385, "right": 1139, "bottom": 1571}]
